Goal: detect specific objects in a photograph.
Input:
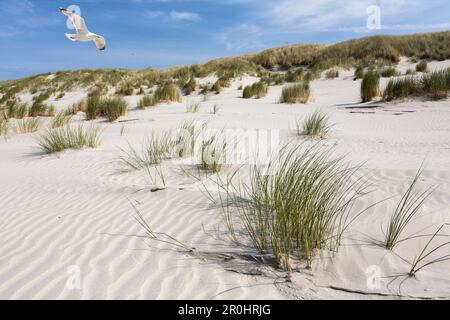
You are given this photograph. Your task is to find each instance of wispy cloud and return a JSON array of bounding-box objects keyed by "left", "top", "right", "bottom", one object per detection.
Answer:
[
  {"left": 169, "top": 11, "right": 200, "bottom": 21},
  {"left": 219, "top": 23, "right": 264, "bottom": 51},
  {"left": 0, "top": 25, "right": 19, "bottom": 38},
  {"left": 144, "top": 10, "right": 165, "bottom": 18},
  {"left": 0, "top": 0, "right": 58, "bottom": 31},
  {"left": 0, "top": 0, "right": 34, "bottom": 15},
  {"left": 297, "top": 22, "right": 450, "bottom": 34},
  {"left": 265, "top": 0, "right": 420, "bottom": 30},
  {"left": 143, "top": 10, "right": 200, "bottom": 22}
]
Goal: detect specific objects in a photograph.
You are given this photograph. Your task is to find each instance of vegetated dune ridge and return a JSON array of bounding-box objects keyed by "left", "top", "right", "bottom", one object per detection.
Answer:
[
  {"left": 1, "top": 31, "right": 449, "bottom": 95},
  {"left": 0, "top": 33, "right": 450, "bottom": 299}
]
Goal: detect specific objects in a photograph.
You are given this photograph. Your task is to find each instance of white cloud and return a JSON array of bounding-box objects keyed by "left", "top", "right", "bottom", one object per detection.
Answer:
[
  {"left": 219, "top": 23, "right": 264, "bottom": 51},
  {"left": 143, "top": 10, "right": 200, "bottom": 22},
  {"left": 169, "top": 11, "right": 200, "bottom": 21},
  {"left": 144, "top": 11, "right": 165, "bottom": 18},
  {"left": 265, "top": 0, "right": 421, "bottom": 31},
  {"left": 0, "top": 25, "right": 19, "bottom": 38},
  {"left": 0, "top": 0, "right": 58, "bottom": 30},
  {"left": 380, "top": 22, "right": 450, "bottom": 31},
  {"left": 1, "top": 0, "right": 34, "bottom": 14}
]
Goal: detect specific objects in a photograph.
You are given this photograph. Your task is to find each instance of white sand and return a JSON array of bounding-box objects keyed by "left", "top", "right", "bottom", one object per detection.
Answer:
[{"left": 1, "top": 60, "right": 450, "bottom": 299}]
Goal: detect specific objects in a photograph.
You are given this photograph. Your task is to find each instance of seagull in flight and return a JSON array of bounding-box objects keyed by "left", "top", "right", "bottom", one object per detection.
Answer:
[{"left": 59, "top": 7, "right": 106, "bottom": 51}]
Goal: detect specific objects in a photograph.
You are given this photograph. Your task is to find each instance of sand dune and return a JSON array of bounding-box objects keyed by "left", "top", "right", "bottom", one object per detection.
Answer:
[{"left": 1, "top": 60, "right": 450, "bottom": 299}]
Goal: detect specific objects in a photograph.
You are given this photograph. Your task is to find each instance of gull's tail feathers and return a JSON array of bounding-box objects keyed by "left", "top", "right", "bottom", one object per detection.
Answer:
[{"left": 65, "top": 33, "right": 77, "bottom": 41}]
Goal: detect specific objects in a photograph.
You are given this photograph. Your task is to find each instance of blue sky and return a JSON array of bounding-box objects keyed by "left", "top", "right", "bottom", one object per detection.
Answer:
[{"left": 0, "top": 0, "right": 449, "bottom": 80}]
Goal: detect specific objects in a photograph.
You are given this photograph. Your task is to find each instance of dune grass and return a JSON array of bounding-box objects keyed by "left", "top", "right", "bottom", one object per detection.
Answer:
[
  {"left": 381, "top": 67, "right": 398, "bottom": 78},
  {"left": 325, "top": 69, "right": 339, "bottom": 79},
  {"left": 130, "top": 200, "right": 195, "bottom": 252},
  {"left": 198, "top": 130, "right": 226, "bottom": 173},
  {"left": 383, "top": 68, "right": 449, "bottom": 101},
  {"left": 7, "top": 103, "right": 28, "bottom": 119},
  {"left": 16, "top": 118, "right": 41, "bottom": 133},
  {"left": 383, "top": 76, "right": 419, "bottom": 101},
  {"left": 280, "top": 82, "right": 310, "bottom": 104},
  {"left": 172, "top": 120, "right": 201, "bottom": 158},
  {"left": 286, "top": 68, "right": 304, "bottom": 82},
  {"left": 118, "top": 132, "right": 173, "bottom": 171},
  {"left": 66, "top": 99, "right": 86, "bottom": 115},
  {"left": 416, "top": 60, "right": 428, "bottom": 72},
  {"left": 303, "top": 71, "right": 318, "bottom": 82},
  {"left": 137, "top": 95, "right": 154, "bottom": 109},
  {"left": 32, "top": 90, "right": 52, "bottom": 105},
  {"left": 421, "top": 69, "right": 449, "bottom": 100},
  {"left": 183, "top": 77, "right": 196, "bottom": 95},
  {"left": 263, "top": 73, "right": 286, "bottom": 85},
  {"left": 354, "top": 66, "right": 365, "bottom": 79},
  {"left": 211, "top": 104, "right": 220, "bottom": 114},
  {"left": 85, "top": 93, "right": 128, "bottom": 121},
  {"left": 210, "top": 144, "right": 370, "bottom": 275},
  {"left": 409, "top": 223, "right": 450, "bottom": 276},
  {"left": 242, "top": 82, "right": 268, "bottom": 99},
  {"left": 37, "top": 124, "right": 101, "bottom": 154},
  {"left": 152, "top": 83, "right": 182, "bottom": 104},
  {"left": 384, "top": 167, "right": 434, "bottom": 250},
  {"left": 242, "top": 85, "right": 252, "bottom": 98},
  {"left": 119, "top": 121, "right": 209, "bottom": 171},
  {"left": 130, "top": 83, "right": 182, "bottom": 108},
  {"left": 297, "top": 111, "right": 330, "bottom": 138},
  {"left": 85, "top": 92, "right": 102, "bottom": 120},
  {"left": 5, "top": 103, "right": 17, "bottom": 119},
  {"left": 29, "top": 103, "right": 54, "bottom": 117},
  {"left": 199, "top": 85, "right": 209, "bottom": 95},
  {"left": 186, "top": 101, "right": 200, "bottom": 113},
  {"left": 103, "top": 96, "right": 128, "bottom": 122},
  {"left": 118, "top": 121, "right": 224, "bottom": 172},
  {"left": 0, "top": 114, "right": 8, "bottom": 136},
  {"left": 361, "top": 71, "right": 380, "bottom": 102},
  {"left": 116, "top": 82, "right": 134, "bottom": 96},
  {"left": 16, "top": 103, "right": 28, "bottom": 118},
  {"left": 46, "top": 105, "right": 56, "bottom": 117},
  {"left": 212, "top": 79, "right": 223, "bottom": 94},
  {"left": 51, "top": 111, "right": 72, "bottom": 129},
  {"left": 213, "top": 74, "right": 235, "bottom": 94}
]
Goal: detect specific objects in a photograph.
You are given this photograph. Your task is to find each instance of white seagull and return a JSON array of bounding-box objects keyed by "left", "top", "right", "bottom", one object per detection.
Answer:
[{"left": 59, "top": 7, "right": 106, "bottom": 51}]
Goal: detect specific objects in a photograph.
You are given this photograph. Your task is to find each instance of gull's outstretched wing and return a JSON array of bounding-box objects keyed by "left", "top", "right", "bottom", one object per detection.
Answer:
[
  {"left": 94, "top": 36, "right": 106, "bottom": 51},
  {"left": 59, "top": 7, "right": 89, "bottom": 34}
]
